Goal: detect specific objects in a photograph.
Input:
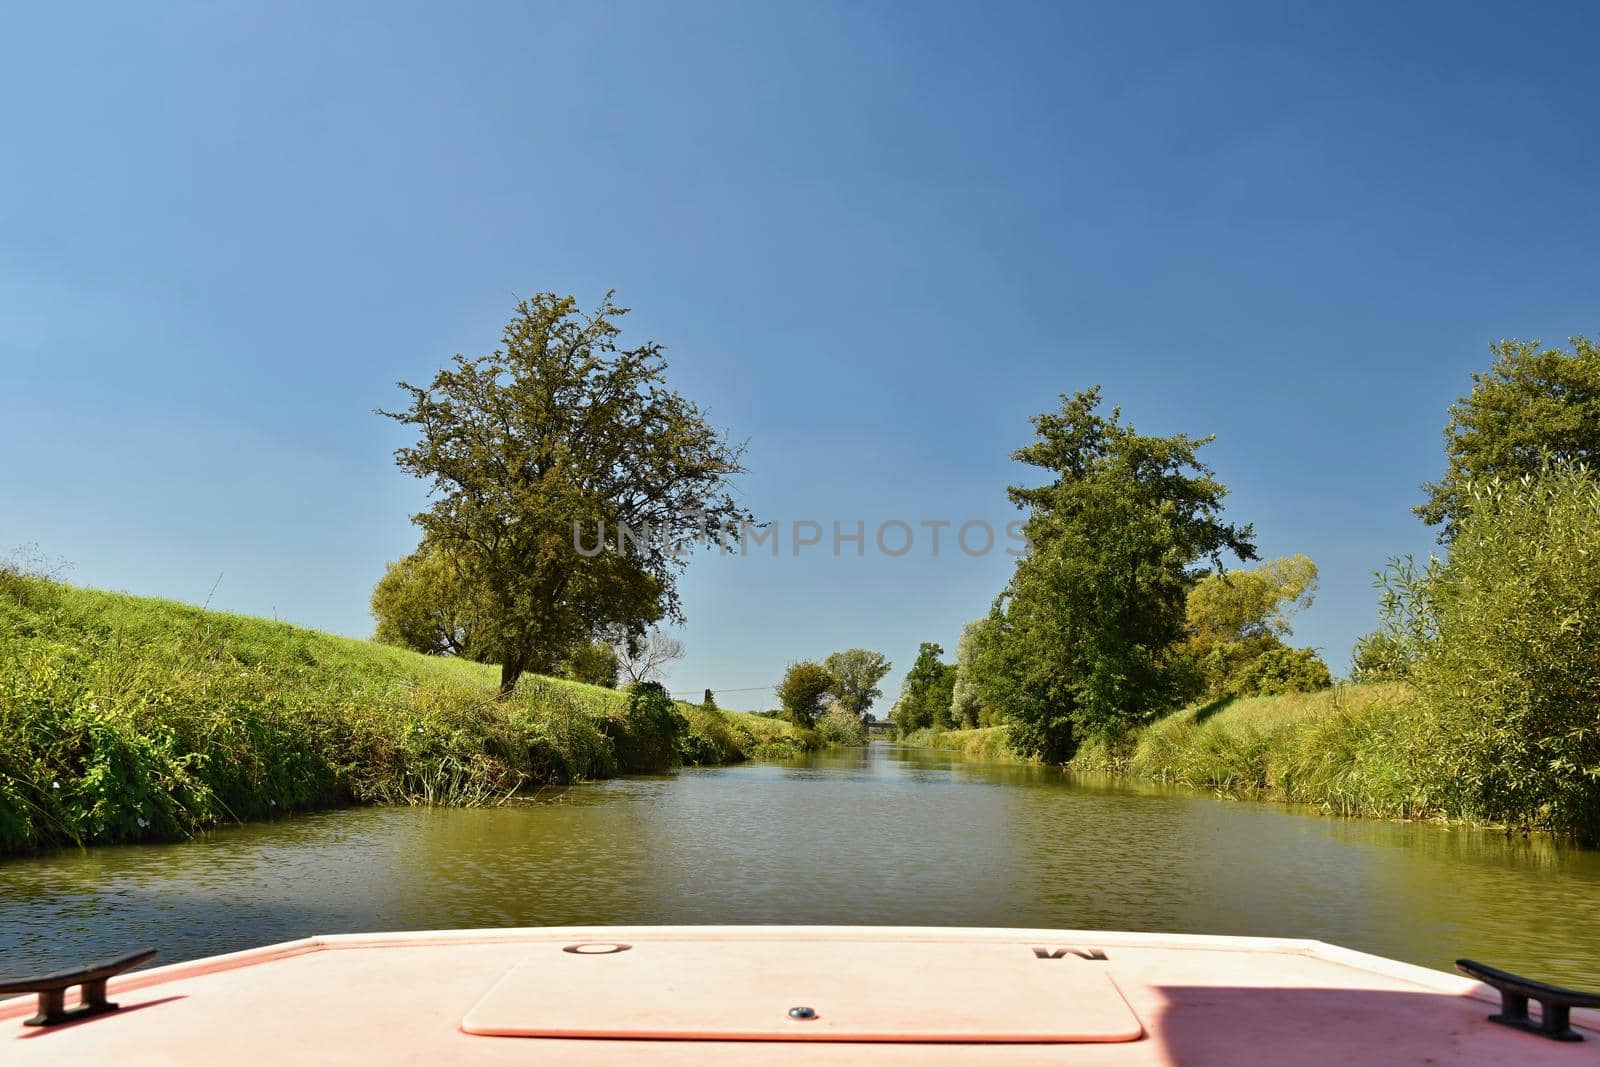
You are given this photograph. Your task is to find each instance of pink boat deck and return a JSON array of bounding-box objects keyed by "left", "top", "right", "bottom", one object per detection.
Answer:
[{"left": 3, "top": 926, "right": 1595, "bottom": 1064}]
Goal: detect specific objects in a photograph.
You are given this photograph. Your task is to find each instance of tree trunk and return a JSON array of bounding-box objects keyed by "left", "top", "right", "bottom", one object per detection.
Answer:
[{"left": 499, "top": 659, "right": 525, "bottom": 697}]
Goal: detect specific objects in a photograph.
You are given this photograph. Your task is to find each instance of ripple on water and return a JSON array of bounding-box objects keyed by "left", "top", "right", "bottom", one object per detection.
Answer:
[{"left": 3, "top": 745, "right": 1599, "bottom": 985}]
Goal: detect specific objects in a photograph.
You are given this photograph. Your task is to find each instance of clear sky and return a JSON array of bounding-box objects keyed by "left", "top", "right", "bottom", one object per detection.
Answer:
[{"left": 3, "top": 1, "right": 1597, "bottom": 706}]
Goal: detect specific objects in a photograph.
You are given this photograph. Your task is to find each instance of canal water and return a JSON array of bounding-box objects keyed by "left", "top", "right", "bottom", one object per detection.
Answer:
[{"left": 3, "top": 744, "right": 1598, "bottom": 985}]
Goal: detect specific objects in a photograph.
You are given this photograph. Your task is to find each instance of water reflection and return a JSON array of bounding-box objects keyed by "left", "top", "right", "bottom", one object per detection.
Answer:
[{"left": 3, "top": 743, "right": 1598, "bottom": 985}]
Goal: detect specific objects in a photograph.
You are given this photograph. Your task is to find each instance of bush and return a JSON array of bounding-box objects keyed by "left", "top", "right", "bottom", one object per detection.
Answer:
[
  {"left": 561, "top": 640, "right": 620, "bottom": 688},
  {"left": 816, "top": 705, "right": 867, "bottom": 745},
  {"left": 776, "top": 660, "right": 834, "bottom": 728},
  {"left": 599, "top": 682, "right": 687, "bottom": 773},
  {"left": 1234, "top": 646, "right": 1332, "bottom": 696},
  {"left": 677, "top": 710, "right": 746, "bottom": 765},
  {"left": 1401, "top": 467, "right": 1600, "bottom": 837},
  {"left": 1350, "top": 556, "right": 1438, "bottom": 683}
]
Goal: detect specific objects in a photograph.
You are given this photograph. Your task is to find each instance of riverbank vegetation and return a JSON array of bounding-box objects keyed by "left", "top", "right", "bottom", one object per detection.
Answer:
[
  {"left": 899, "top": 336, "right": 1600, "bottom": 840},
  {"left": 1070, "top": 684, "right": 1421, "bottom": 809},
  {"left": 901, "top": 724, "right": 1017, "bottom": 761},
  {"left": 0, "top": 577, "right": 816, "bottom": 855},
  {"left": 774, "top": 651, "right": 892, "bottom": 739}
]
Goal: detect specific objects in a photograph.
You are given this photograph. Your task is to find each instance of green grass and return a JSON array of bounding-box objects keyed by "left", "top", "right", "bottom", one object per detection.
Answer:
[
  {"left": 0, "top": 577, "right": 817, "bottom": 854},
  {"left": 900, "top": 724, "right": 1022, "bottom": 761},
  {"left": 1071, "top": 682, "right": 1448, "bottom": 821},
  {"left": 905, "top": 685, "right": 1459, "bottom": 825}
]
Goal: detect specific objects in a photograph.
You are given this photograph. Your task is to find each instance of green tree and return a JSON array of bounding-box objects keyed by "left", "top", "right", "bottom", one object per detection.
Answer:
[
  {"left": 981, "top": 388, "right": 1255, "bottom": 761},
  {"left": 1395, "top": 464, "right": 1600, "bottom": 837},
  {"left": 928, "top": 663, "right": 958, "bottom": 729},
  {"left": 1418, "top": 336, "right": 1600, "bottom": 538},
  {"left": 822, "top": 649, "right": 891, "bottom": 721},
  {"left": 1182, "top": 555, "right": 1328, "bottom": 698},
  {"left": 1232, "top": 645, "right": 1332, "bottom": 696},
  {"left": 1185, "top": 555, "right": 1317, "bottom": 647},
  {"left": 381, "top": 292, "right": 753, "bottom": 694},
  {"left": 891, "top": 642, "right": 953, "bottom": 734},
  {"left": 370, "top": 544, "right": 488, "bottom": 658},
  {"left": 776, "top": 660, "right": 834, "bottom": 728},
  {"left": 949, "top": 620, "right": 988, "bottom": 728},
  {"left": 561, "top": 640, "right": 620, "bottom": 688}
]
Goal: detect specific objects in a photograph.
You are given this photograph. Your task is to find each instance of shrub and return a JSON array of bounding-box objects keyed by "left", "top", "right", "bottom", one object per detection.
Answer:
[
  {"left": 776, "top": 660, "right": 834, "bottom": 728},
  {"left": 677, "top": 705, "right": 749, "bottom": 765},
  {"left": 1234, "top": 646, "right": 1332, "bottom": 696},
  {"left": 1350, "top": 556, "right": 1439, "bottom": 683},
  {"left": 599, "top": 682, "right": 688, "bottom": 773},
  {"left": 1402, "top": 467, "right": 1600, "bottom": 837},
  {"left": 561, "top": 640, "right": 620, "bottom": 688},
  {"left": 816, "top": 704, "right": 867, "bottom": 746}
]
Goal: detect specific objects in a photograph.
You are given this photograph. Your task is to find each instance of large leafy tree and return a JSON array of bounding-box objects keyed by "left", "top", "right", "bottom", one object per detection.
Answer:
[
  {"left": 381, "top": 292, "right": 753, "bottom": 694},
  {"left": 891, "top": 642, "right": 957, "bottom": 733},
  {"left": 822, "top": 649, "right": 892, "bottom": 721},
  {"left": 1417, "top": 336, "right": 1600, "bottom": 538},
  {"left": 981, "top": 387, "right": 1255, "bottom": 761},
  {"left": 1181, "top": 554, "right": 1329, "bottom": 698},
  {"left": 949, "top": 619, "right": 989, "bottom": 728},
  {"left": 776, "top": 660, "right": 835, "bottom": 728}
]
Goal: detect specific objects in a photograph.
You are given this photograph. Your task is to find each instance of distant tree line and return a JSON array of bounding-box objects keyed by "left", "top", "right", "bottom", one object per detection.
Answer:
[{"left": 775, "top": 649, "right": 892, "bottom": 744}]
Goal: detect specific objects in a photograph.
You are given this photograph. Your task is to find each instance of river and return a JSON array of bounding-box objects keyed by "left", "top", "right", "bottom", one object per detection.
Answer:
[{"left": 4, "top": 743, "right": 1598, "bottom": 986}]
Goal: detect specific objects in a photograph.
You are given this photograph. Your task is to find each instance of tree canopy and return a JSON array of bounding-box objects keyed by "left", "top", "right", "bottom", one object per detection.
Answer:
[
  {"left": 380, "top": 292, "right": 752, "bottom": 693},
  {"left": 776, "top": 660, "right": 835, "bottom": 728},
  {"left": 370, "top": 543, "right": 488, "bottom": 659},
  {"left": 949, "top": 619, "right": 989, "bottom": 728},
  {"left": 822, "top": 649, "right": 892, "bottom": 721},
  {"left": 1181, "top": 555, "right": 1330, "bottom": 699},
  {"left": 978, "top": 387, "right": 1256, "bottom": 760},
  {"left": 1417, "top": 336, "right": 1600, "bottom": 538},
  {"left": 891, "top": 642, "right": 957, "bottom": 734},
  {"left": 1185, "top": 555, "right": 1317, "bottom": 647}
]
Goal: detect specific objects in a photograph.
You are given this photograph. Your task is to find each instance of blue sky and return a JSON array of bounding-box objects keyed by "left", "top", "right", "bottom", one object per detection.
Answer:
[{"left": 3, "top": 1, "right": 1596, "bottom": 706}]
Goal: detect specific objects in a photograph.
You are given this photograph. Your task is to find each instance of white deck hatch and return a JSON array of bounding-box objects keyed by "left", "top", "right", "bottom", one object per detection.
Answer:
[{"left": 461, "top": 938, "right": 1144, "bottom": 1042}]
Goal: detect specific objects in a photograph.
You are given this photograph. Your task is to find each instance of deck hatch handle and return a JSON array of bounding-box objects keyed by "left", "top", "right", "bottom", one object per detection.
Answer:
[
  {"left": 0, "top": 947, "right": 157, "bottom": 1027},
  {"left": 1456, "top": 958, "right": 1600, "bottom": 1042}
]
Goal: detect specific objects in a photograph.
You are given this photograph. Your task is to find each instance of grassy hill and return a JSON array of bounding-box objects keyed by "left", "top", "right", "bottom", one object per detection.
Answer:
[{"left": 0, "top": 576, "right": 816, "bottom": 854}]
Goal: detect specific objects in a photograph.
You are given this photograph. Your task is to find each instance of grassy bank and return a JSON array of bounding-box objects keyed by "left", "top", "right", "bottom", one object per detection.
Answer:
[
  {"left": 1068, "top": 683, "right": 1444, "bottom": 819},
  {"left": 0, "top": 578, "right": 817, "bottom": 855},
  {"left": 899, "top": 725, "right": 1021, "bottom": 761},
  {"left": 908, "top": 684, "right": 1473, "bottom": 824}
]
